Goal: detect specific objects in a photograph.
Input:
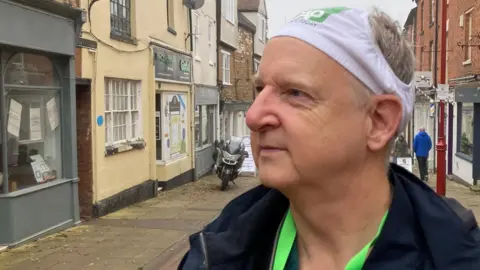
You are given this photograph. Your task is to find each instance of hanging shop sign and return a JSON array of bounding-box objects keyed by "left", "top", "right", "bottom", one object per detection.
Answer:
[{"left": 153, "top": 46, "right": 192, "bottom": 83}]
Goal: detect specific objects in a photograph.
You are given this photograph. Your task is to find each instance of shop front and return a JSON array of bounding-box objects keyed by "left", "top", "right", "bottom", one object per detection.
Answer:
[
  {"left": 152, "top": 45, "right": 194, "bottom": 189},
  {"left": 452, "top": 82, "right": 480, "bottom": 186},
  {"left": 0, "top": 0, "right": 83, "bottom": 246},
  {"left": 195, "top": 86, "right": 218, "bottom": 178}
]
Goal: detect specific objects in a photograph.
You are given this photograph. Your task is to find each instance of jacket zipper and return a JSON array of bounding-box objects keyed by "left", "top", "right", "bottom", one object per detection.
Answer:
[
  {"left": 199, "top": 232, "right": 211, "bottom": 270},
  {"left": 269, "top": 211, "right": 288, "bottom": 270}
]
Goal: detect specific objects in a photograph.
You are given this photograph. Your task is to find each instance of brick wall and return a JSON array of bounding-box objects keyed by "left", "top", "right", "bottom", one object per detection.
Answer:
[
  {"left": 76, "top": 85, "right": 93, "bottom": 220},
  {"left": 233, "top": 26, "right": 255, "bottom": 102},
  {"left": 448, "top": 0, "right": 480, "bottom": 81},
  {"left": 414, "top": 0, "right": 480, "bottom": 82},
  {"left": 219, "top": 26, "right": 255, "bottom": 102}
]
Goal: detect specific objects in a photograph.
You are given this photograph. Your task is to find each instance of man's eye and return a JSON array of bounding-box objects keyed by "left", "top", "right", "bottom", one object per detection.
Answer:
[{"left": 289, "top": 89, "right": 304, "bottom": 97}]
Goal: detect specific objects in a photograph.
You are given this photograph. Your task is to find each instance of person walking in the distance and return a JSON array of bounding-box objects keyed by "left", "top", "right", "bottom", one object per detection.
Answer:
[{"left": 413, "top": 127, "right": 432, "bottom": 181}]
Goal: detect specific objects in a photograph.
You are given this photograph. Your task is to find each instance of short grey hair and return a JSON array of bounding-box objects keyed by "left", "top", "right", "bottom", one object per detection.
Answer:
[
  {"left": 366, "top": 8, "right": 416, "bottom": 164},
  {"left": 368, "top": 8, "right": 416, "bottom": 85}
]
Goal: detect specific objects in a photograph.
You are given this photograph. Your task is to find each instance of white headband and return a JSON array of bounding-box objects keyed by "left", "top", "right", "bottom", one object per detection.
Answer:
[{"left": 272, "top": 7, "right": 414, "bottom": 133}]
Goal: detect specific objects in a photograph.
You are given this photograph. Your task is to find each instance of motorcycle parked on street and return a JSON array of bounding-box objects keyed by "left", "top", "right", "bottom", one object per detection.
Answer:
[{"left": 212, "top": 137, "right": 249, "bottom": 191}]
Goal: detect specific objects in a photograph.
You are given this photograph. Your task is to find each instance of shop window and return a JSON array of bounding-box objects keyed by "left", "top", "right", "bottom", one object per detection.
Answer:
[
  {"left": 110, "top": 0, "right": 132, "bottom": 38},
  {"left": 195, "top": 106, "right": 201, "bottom": 148},
  {"left": 195, "top": 105, "right": 215, "bottom": 149},
  {"left": 1, "top": 53, "right": 62, "bottom": 193},
  {"left": 458, "top": 103, "right": 474, "bottom": 157},
  {"left": 157, "top": 93, "right": 188, "bottom": 161},
  {"left": 104, "top": 78, "right": 141, "bottom": 146}
]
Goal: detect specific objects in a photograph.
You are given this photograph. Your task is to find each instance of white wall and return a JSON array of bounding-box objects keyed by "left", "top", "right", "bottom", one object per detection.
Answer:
[
  {"left": 192, "top": 0, "right": 217, "bottom": 86},
  {"left": 220, "top": 0, "right": 238, "bottom": 48}
]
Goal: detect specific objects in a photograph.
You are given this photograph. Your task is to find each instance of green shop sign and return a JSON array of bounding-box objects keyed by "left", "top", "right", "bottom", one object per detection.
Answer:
[{"left": 153, "top": 46, "right": 192, "bottom": 82}]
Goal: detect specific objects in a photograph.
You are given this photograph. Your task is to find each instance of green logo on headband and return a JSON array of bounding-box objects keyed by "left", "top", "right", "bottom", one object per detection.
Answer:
[{"left": 292, "top": 7, "right": 350, "bottom": 24}]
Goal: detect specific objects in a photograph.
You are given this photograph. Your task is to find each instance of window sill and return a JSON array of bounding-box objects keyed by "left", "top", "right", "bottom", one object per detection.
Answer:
[
  {"left": 156, "top": 154, "right": 188, "bottom": 165},
  {"left": 462, "top": 59, "right": 472, "bottom": 66},
  {"left": 222, "top": 82, "right": 232, "bottom": 86},
  {"left": 196, "top": 144, "right": 213, "bottom": 151},
  {"left": 195, "top": 56, "right": 202, "bottom": 62},
  {"left": 110, "top": 32, "right": 137, "bottom": 45},
  {"left": 105, "top": 139, "right": 146, "bottom": 156},
  {"left": 227, "top": 18, "right": 235, "bottom": 26},
  {"left": 168, "top": 27, "right": 177, "bottom": 36},
  {"left": 455, "top": 152, "right": 473, "bottom": 163},
  {"left": 209, "top": 61, "right": 215, "bottom": 66}
]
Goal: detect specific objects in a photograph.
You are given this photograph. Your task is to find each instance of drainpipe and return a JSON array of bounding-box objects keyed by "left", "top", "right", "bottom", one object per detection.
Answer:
[{"left": 187, "top": 7, "right": 197, "bottom": 181}]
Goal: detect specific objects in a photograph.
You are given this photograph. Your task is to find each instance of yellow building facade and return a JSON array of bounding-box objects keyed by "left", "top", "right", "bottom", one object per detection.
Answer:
[{"left": 78, "top": 0, "right": 194, "bottom": 216}]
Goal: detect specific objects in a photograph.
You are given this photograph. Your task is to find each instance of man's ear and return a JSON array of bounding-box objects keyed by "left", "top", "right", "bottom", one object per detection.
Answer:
[{"left": 366, "top": 95, "right": 403, "bottom": 151}]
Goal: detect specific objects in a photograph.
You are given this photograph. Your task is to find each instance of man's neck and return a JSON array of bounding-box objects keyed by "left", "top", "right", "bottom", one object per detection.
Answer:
[{"left": 287, "top": 162, "right": 392, "bottom": 269}]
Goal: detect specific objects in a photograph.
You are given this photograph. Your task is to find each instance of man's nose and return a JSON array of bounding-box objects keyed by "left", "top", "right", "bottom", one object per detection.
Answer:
[{"left": 246, "top": 87, "right": 280, "bottom": 132}]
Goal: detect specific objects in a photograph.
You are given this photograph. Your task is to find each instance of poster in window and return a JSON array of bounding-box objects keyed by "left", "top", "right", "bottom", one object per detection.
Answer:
[
  {"left": 7, "top": 99, "right": 22, "bottom": 138},
  {"left": 46, "top": 97, "right": 59, "bottom": 131},
  {"left": 162, "top": 93, "right": 188, "bottom": 160},
  {"left": 29, "top": 108, "right": 42, "bottom": 140}
]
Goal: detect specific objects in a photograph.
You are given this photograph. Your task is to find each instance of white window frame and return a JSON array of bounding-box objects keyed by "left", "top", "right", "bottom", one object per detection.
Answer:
[
  {"left": 463, "top": 8, "right": 474, "bottom": 65},
  {"left": 208, "top": 20, "right": 214, "bottom": 65},
  {"left": 254, "top": 59, "right": 260, "bottom": 73},
  {"left": 259, "top": 16, "right": 266, "bottom": 42},
  {"left": 222, "top": 0, "right": 235, "bottom": 24},
  {"left": 193, "top": 12, "right": 201, "bottom": 60},
  {"left": 431, "top": 0, "right": 435, "bottom": 24},
  {"left": 221, "top": 50, "right": 231, "bottom": 84},
  {"left": 104, "top": 78, "right": 142, "bottom": 146}
]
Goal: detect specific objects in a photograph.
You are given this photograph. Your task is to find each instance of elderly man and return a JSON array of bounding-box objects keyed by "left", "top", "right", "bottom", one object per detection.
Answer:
[{"left": 179, "top": 7, "right": 480, "bottom": 270}]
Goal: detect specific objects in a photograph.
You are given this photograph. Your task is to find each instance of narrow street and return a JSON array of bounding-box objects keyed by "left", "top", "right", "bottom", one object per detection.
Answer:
[{"left": 0, "top": 175, "right": 260, "bottom": 270}]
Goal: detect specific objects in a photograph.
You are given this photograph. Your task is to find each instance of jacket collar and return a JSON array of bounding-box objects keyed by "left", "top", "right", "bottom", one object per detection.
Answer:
[{"left": 194, "top": 165, "right": 479, "bottom": 269}]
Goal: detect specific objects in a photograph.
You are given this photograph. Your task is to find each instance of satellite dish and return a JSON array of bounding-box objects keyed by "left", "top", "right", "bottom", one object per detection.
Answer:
[{"left": 184, "top": 0, "right": 205, "bottom": 10}]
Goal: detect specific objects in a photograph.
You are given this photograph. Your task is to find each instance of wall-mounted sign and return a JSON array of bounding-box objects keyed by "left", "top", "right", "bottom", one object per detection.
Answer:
[{"left": 153, "top": 46, "right": 192, "bottom": 83}]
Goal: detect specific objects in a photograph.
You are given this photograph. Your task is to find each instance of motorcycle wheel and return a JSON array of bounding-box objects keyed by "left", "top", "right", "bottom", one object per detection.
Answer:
[{"left": 220, "top": 173, "right": 230, "bottom": 191}]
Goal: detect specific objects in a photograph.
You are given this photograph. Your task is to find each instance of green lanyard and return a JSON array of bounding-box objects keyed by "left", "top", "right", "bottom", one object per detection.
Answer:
[{"left": 273, "top": 209, "right": 389, "bottom": 270}]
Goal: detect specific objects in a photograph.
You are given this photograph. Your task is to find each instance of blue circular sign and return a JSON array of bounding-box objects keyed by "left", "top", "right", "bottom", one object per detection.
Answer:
[{"left": 97, "top": 115, "right": 104, "bottom": 126}]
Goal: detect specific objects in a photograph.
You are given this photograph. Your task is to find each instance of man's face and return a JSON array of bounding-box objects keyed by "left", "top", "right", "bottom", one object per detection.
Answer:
[{"left": 246, "top": 37, "right": 375, "bottom": 189}]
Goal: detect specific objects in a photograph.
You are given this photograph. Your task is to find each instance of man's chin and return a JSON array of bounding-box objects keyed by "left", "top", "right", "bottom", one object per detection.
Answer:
[{"left": 258, "top": 168, "right": 295, "bottom": 189}]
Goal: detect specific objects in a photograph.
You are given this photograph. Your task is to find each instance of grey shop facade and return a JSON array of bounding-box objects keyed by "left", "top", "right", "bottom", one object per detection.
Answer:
[{"left": 0, "top": 0, "right": 84, "bottom": 247}]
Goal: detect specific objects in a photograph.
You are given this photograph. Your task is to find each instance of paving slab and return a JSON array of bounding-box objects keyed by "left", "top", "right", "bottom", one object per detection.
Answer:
[{"left": 0, "top": 174, "right": 260, "bottom": 270}]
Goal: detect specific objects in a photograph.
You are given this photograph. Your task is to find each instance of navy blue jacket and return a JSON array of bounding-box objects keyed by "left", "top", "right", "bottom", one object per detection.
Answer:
[
  {"left": 414, "top": 131, "right": 433, "bottom": 157},
  {"left": 179, "top": 165, "right": 480, "bottom": 269}
]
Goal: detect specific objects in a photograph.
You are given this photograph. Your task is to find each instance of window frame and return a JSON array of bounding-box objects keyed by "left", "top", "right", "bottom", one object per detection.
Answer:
[
  {"left": 193, "top": 12, "right": 200, "bottom": 59},
  {"left": 259, "top": 16, "right": 267, "bottom": 42},
  {"left": 110, "top": 0, "right": 132, "bottom": 38},
  {"left": 104, "top": 78, "right": 142, "bottom": 147},
  {"left": 223, "top": 0, "right": 235, "bottom": 24},
  {"left": 196, "top": 105, "right": 215, "bottom": 150},
  {"left": 456, "top": 102, "right": 474, "bottom": 162},
  {"left": 208, "top": 20, "right": 215, "bottom": 65},
  {"left": 463, "top": 8, "right": 474, "bottom": 65},
  {"left": 167, "top": 0, "right": 176, "bottom": 33},
  {"left": 221, "top": 50, "right": 231, "bottom": 85}
]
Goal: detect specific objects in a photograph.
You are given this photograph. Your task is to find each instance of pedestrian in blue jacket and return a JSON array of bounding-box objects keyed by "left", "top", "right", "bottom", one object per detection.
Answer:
[{"left": 413, "top": 128, "right": 432, "bottom": 181}]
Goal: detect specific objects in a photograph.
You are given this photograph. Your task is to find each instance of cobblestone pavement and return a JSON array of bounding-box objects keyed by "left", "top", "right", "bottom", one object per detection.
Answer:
[{"left": 0, "top": 175, "right": 260, "bottom": 270}]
